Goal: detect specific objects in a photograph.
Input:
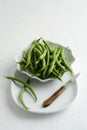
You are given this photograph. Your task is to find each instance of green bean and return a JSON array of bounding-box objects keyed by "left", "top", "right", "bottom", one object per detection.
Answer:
[
  {"left": 18, "top": 61, "right": 26, "bottom": 71},
  {"left": 56, "top": 60, "right": 66, "bottom": 72},
  {"left": 34, "top": 45, "right": 46, "bottom": 71},
  {"left": 19, "top": 86, "right": 29, "bottom": 110},
  {"left": 43, "top": 40, "right": 53, "bottom": 53},
  {"left": 35, "top": 38, "right": 43, "bottom": 53},
  {"left": 35, "top": 46, "right": 46, "bottom": 64},
  {"left": 53, "top": 68, "right": 62, "bottom": 78},
  {"left": 37, "top": 58, "right": 46, "bottom": 73},
  {"left": 55, "top": 47, "right": 66, "bottom": 72},
  {"left": 33, "top": 43, "right": 47, "bottom": 75},
  {"left": 25, "top": 41, "right": 36, "bottom": 68},
  {"left": 43, "top": 45, "right": 50, "bottom": 78},
  {"left": 36, "top": 37, "right": 42, "bottom": 42},
  {"left": 36, "top": 43, "right": 43, "bottom": 52},
  {"left": 35, "top": 73, "right": 41, "bottom": 77},
  {"left": 29, "top": 62, "right": 34, "bottom": 71},
  {"left": 5, "top": 76, "right": 38, "bottom": 102},
  {"left": 33, "top": 49, "right": 38, "bottom": 69},
  {"left": 61, "top": 48, "right": 73, "bottom": 74},
  {"left": 34, "top": 47, "right": 42, "bottom": 55},
  {"left": 34, "top": 47, "right": 42, "bottom": 65},
  {"left": 47, "top": 46, "right": 60, "bottom": 76},
  {"left": 52, "top": 71, "right": 61, "bottom": 80}
]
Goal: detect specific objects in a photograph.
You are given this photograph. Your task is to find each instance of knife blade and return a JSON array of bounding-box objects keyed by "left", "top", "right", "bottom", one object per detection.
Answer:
[{"left": 43, "top": 73, "right": 80, "bottom": 107}]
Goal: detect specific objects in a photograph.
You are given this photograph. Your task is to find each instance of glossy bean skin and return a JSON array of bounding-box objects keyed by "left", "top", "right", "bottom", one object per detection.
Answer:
[
  {"left": 61, "top": 48, "right": 73, "bottom": 74},
  {"left": 47, "top": 46, "right": 60, "bottom": 76},
  {"left": 18, "top": 38, "right": 74, "bottom": 80},
  {"left": 5, "top": 76, "right": 38, "bottom": 101},
  {"left": 19, "top": 86, "right": 29, "bottom": 110}
]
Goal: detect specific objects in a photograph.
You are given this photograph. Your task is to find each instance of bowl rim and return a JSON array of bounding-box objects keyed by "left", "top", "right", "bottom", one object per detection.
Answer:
[{"left": 15, "top": 40, "right": 74, "bottom": 82}]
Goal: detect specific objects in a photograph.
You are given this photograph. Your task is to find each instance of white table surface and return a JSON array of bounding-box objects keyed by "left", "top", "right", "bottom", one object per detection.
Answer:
[{"left": 0, "top": 0, "right": 87, "bottom": 130}]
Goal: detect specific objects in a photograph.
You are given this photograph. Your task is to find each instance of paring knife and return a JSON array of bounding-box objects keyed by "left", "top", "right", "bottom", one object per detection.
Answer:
[{"left": 43, "top": 73, "right": 80, "bottom": 107}]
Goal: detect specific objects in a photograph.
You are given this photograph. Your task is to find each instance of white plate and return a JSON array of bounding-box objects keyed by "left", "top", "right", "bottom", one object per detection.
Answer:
[{"left": 11, "top": 70, "right": 77, "bottom": 114}]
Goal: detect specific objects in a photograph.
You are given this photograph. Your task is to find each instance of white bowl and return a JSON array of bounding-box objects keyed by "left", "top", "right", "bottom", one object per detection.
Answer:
[{"left": 15, "top": 40, "right": 75, "bottom": 82}]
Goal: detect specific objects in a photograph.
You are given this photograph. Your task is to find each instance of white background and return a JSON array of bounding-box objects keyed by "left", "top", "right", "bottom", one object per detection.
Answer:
[{"left": 0, "top": 0, "right": 87, "bottom": 130}]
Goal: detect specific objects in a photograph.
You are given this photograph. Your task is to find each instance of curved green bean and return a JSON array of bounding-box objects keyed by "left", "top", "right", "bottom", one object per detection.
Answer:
[
  {"left": 47, "top": 46, "right": 60, "bottom": 76},
  {"left": 25, "top": 41, "right": 36, "bottom": 68},
  {"left": 61, "top": 48, "right": 73, "bottom": 74},
  {"left": 52, "top": 71, "right": 61, "bottom": 80},
  {"left": 5, "top": 76, "right": 38, "bottom": 102},
  {"left": 43, "top": 40, "right": 53, "bottom": 53},
  {"left": 36, "top": 43, "right": 43, "bottom": 52},
  {"left": 38, "top": 58, "right": 46, "bottom": 72},
  {"left": 19, "top": 86, "right": 29, "bottom": 110},
  {"left": 56, "top": 60, "right": 66, "bottom": 72},
  {"left": 34, "top": 47, "right": 42, "bottom": 65},
  {"left": 35, "top": 46, "right": 46, "bottom": 65},
  {"left": 43, "top": 45, "right": 50, "bottom": 78}
]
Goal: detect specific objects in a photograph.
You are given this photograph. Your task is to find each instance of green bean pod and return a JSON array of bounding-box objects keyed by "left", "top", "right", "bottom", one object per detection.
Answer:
[
  {"left": 43, "top": 45, "right": 50, "bottom": 78},
  {"left": 35, "top": 46, "right": 46, "bottom": 65},
  {"left": 47, "top": 46, "right": 60, "bottom": 76},
  {"left": 56, "top": 60, "right": 66, "bottom": 72},
  {"left": 19, "top": 86, "right": 29, "bottom": 110},
  {"left": 43, "top": 40, "right": 53, "bottom": 54},
  {"left": 61, "top": 48, "right": 73, "bottom": 74},
  {"left": 38, "top": 58, "right": 46, "bottom": 72},
  {"left": 52, "top": 71, "right": 62, "bottom": 80},
  {"left": 25, "top": 41, "right": 36, "bottom": 68},
  {"left": 5, "top": 76, "right": 38, "bottom": 102}
]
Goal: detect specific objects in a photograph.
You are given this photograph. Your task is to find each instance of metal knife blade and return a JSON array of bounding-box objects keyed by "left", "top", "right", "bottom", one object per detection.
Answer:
[{"left": 64, "top": 73, "right": 80, "bottom": 86}]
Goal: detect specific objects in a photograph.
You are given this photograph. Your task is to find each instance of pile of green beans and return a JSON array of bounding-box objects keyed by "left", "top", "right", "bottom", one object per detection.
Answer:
[
  {"left": 6, "top": 76, "right": 38, "bottom": 110},
  {"left": 18, "top": 38, "right": 73, "bottom": 80}
]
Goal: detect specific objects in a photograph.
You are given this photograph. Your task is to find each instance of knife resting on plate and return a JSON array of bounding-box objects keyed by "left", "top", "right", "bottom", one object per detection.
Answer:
[{"left": 43, "top": 73, "right": 79, "bottom": 107}]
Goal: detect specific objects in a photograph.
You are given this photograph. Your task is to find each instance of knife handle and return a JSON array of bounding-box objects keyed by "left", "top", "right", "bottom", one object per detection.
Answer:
[{"left": 43, "top": 86, "right": 66, "bottom": 107}]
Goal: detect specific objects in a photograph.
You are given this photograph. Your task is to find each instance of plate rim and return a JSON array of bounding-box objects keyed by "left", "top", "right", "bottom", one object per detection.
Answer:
[{"left": 10, "top": 76, "right": 78, "bottom": 114}]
